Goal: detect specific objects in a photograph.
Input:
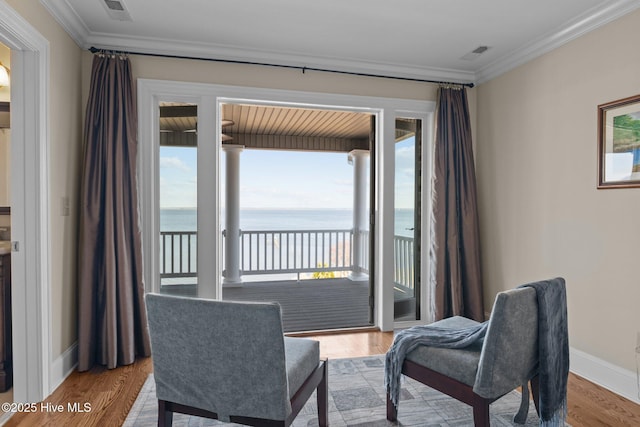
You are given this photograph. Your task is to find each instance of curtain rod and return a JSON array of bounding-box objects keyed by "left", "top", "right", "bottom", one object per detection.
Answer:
[{"left": 88, "top": 46, "right": 475, "bottom": 88}]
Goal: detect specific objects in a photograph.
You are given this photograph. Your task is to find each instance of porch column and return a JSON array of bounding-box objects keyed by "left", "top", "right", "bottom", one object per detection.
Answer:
[
  {"left": 348, "top": 149, "right": 369, "bottom": 282},
  {"left": 222, "top": 144, "right": 244, "bottom": 286}
]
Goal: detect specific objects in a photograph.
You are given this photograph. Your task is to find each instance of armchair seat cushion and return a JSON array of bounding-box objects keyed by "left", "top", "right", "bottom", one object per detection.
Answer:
[
  {"left": 284, "top": 337, "right": 320, "bottom": 398},
  {"left": 405, "top": 316, "right": 482, "bottom": 387}
]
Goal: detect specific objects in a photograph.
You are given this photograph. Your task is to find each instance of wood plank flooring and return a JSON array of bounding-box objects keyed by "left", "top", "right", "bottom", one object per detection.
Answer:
[{"left": 3, "top": 330, "right": 639, "bottom": 426}]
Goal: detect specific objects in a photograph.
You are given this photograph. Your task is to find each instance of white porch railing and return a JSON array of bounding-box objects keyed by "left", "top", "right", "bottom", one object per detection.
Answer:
[
  {"left": 393, "top": 235, "right": 415, "bottom": 292},
  {"left": 160, "top": 229, "right": 413, "bottom": 292},
  {"left": 237, "top": 229, "right": 357, "bottom": 275},
  {"left": 160, "top": 231, "right": 197, "bottom": 278}
]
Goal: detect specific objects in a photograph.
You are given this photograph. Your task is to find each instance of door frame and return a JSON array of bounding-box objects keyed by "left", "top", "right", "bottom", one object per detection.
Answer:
[
  {"left": 0, "top": 4, "right": 51, "bottom": 403},
  {"left": 138, "top": 79, "right": 434, "bottom": 331}
]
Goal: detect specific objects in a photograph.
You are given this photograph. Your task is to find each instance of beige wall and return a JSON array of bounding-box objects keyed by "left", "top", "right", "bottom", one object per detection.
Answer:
[
  {"left": 0, "top": 43, "right": 9, "bottom": 206},
  {"left": 0, "top": 42, "right": 9, "bottom": 102},
  {"left": 6, "top": 0, "right": 83, "bottom": 359},
  {"left": 477, "top": 10, "right": 640, "bottom": 371}
]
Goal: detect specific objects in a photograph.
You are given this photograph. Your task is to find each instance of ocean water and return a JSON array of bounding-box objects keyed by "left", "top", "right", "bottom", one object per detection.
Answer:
[{"left": 160, "top": 208, "right": 415, "bottom": 237}]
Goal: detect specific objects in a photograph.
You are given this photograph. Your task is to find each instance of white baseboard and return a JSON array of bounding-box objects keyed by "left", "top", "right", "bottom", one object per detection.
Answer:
[
  {"left": 50, "top": 342, "right": 78, "bottom": 393},
  {"left": 0, "top": 411, "right": 12, "bottom": 426},
  {"left": 570, "top": 346, "right": 639, "bottom": 405}
]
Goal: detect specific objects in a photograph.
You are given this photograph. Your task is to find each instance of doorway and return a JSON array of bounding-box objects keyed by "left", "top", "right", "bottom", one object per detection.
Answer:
[
  {"left": 0, "top": 2, "right": 51, "bottom": 407},
  {"left": 155, "top": 100, "right": 375, "bottom": 332},
  {"left": 139, "top": 79, "right": 435, "bottom": 332},
  {"left": 0, "top": 41, "right": 11, "bottom": 407},
  {"left": 217, "top": 102, "right": 374, "bottom": 332}
]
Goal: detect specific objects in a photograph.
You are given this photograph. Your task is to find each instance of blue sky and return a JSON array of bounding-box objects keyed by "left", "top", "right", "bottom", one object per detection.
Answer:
[{"left": 159, "top": 137, "right": 415, "bottom": 209}]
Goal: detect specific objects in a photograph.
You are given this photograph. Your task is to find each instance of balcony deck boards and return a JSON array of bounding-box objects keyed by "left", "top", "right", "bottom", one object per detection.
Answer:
[
  {"left": 160, "top": 278, "right": 371, "bottom": 332},
  {"left": 223, "top": 278, "right": 371, "bottom": 332}
]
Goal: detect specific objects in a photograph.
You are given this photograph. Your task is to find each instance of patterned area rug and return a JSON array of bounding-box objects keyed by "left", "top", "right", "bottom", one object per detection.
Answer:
[{"left": 124, "top": 355, "right": 540, "bottom": 426}]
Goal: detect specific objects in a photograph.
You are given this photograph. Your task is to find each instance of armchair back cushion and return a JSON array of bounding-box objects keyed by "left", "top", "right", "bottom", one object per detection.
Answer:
[
  {"left": 145, "top": 294, "right": 291, "bottom": 421},
  {"left": 473, "top": 287, "right": 538, "bottom": 398}
]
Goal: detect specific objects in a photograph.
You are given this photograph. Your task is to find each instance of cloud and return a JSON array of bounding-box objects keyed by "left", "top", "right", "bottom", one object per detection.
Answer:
[{"left": 160, "top": 157, "right": 191, "bottom": 172}]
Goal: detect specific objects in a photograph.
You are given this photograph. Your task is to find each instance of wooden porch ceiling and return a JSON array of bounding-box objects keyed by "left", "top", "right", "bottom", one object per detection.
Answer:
[
  {"left": 160, "top": 102, "right": 372, "bottom": 153},
  {"left": 159, "top": 103, "right": 418, "bottom": 152}
]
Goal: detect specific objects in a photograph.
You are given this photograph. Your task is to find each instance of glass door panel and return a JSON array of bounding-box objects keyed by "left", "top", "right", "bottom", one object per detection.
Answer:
[
  {"left": 158, "top": 102, "right": 198, "bottom": 296},
  {"left": 394, "top": 118, "right": 421, "bottom": 320}
]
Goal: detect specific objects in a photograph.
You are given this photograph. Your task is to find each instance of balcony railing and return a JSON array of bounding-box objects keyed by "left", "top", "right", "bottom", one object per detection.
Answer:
[
  {"left": 160, "top": 229, "right": 413, "bottom": 291},
  {"left": 394, "top": 235, "right": 415, "bottom": 292},
  {"left": 237, "top": 229, "right": 358, "bottom": 275},
  {"left": 160, "top": 231, "right": 197, "bottom": 278}
]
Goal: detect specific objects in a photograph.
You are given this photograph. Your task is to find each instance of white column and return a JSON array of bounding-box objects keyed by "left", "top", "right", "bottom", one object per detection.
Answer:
[
  {"left": 222, "top": 144, "right": 244, "bottom": 286},
  {"left": 348, "top": 149, "right": 369, "bottom": 281}
]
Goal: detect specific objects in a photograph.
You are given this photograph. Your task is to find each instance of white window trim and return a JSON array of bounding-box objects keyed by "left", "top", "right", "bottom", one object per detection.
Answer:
[{"left": 138, "top": 79, "right": 434, "bottom": 331}]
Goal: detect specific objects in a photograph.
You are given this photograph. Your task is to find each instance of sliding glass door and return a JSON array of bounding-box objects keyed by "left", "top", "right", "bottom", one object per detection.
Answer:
[{"left": 139, "top": 79, "right": 435, "bottom": 331}]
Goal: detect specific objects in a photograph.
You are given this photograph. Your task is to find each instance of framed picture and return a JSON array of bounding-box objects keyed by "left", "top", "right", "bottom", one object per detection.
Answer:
[{"left": 598, "top": 94, "right": 640, "bottom": 188}]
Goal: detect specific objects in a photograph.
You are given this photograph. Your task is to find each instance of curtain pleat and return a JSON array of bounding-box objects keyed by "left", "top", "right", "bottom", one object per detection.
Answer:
[
  {"left": 431, "top": 87, "right": 485, "bottom": 321},
  {"left": 77, "top": 53, "right": 150, "bottom": 371}
]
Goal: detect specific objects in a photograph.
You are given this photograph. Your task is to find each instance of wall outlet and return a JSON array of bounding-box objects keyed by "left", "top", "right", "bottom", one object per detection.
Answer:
[{"left": 61, "top": 196, "right": 70, "bottom": 217}]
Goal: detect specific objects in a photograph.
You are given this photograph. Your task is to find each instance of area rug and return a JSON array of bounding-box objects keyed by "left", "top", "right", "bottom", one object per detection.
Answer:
[{"left": 123, "top": 355, "right": 541, "bottom": 426}]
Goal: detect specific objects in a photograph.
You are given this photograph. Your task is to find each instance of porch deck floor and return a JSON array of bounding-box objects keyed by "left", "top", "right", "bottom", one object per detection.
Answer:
[
  {"left": 160, "top": 277, "right": 371, "bottom": 332},
  {"left": 223, "top": 278, "right": 371, "bottom": 332}
]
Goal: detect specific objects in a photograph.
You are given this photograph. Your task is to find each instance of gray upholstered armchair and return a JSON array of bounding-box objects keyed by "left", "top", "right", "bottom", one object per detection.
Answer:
[
  {"left": 145, "top": 293, "right": 328, "bottom": 427},
  {"left": 387, "top": 286, "right": 541, "bottom": 426}
]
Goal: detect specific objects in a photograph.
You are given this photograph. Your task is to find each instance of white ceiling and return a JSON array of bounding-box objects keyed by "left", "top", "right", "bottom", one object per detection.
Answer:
[{"left": 42, "top": 0, "right": 640, "bottom": 85}]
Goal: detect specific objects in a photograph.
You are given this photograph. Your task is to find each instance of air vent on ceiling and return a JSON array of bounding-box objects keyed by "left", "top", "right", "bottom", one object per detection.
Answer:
[
  {"left": 102, "top": 0, "right": 133, "bottom": 21},
  {"left": 461, "top": 45, "right": 491, "bottom": 61}
]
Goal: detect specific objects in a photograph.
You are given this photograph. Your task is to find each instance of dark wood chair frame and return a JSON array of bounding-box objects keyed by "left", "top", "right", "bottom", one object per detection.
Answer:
[
  {"left": 386, "top": 359, "right": 540, "bottom": 427},
  {"left": 158, "top": 359, "right": 328, "bottom": 427}
]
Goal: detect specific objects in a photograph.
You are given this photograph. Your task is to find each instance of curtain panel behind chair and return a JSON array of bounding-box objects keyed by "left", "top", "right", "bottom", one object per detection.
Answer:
[
  {"left": 431, "top": 86, "right": 484, "bottom": 322},
  {"left": 77, "top": 53, "right": 150, "bottom": 371}
]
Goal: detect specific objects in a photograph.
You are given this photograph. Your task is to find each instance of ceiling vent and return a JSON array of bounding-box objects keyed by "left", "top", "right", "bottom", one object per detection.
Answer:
[
  {"left": 461, "top": 45, "right": 490, "bottom": 61},
  {"left": 101, "top": 0, "right": 133, "bottom": 21}
]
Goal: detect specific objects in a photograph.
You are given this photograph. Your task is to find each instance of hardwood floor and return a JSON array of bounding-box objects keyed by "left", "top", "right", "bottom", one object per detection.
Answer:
[{"left": 2, "top": 330, "right": 639, "bottom": 426}]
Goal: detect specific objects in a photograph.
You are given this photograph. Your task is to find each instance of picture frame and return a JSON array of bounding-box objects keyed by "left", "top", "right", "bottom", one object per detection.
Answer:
[{"left": 598, "top": 94, "right": 640, "bottom": 188}]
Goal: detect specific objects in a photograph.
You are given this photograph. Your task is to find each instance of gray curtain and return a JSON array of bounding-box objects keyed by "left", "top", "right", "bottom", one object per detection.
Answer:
[
  {"left": 431, "top": 86, "right": 484, "bottom": 322},
  {"left": 77, "top": 53, "right": 150, "bottom": 371}
]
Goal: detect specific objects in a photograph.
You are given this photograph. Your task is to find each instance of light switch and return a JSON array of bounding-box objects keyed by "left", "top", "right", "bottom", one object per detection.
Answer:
[{"left": 61, "top": 196, "right": 70, "bottom": 217}]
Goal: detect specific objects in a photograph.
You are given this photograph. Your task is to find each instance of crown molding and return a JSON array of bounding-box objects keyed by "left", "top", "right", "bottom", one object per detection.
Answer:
[
  {"left": 41, "top": 0, "right": 640, "bottom": 87},
  {"left": 40, "top": 0, "right": 91, "bottom": 48},
  {"left": 475, "top": 0, "right": 640, "bottom": 84}
]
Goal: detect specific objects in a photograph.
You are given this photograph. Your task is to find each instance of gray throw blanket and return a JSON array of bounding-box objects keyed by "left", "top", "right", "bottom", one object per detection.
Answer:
[
  {"left": 384, "top": 278, "right": 568, "bottom": 427},
  {"left": 384, "top": 321, "right": 489, "bottom": 408},
  {"left": 519, "top": 277, "right": 569, "bottom": 427}
]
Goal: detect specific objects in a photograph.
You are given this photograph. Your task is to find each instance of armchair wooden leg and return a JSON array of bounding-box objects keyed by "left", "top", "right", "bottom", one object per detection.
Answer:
[
  {"left": 158, "top": 400, "right": 173, "bottom": 427},
  {"left": 317, "top": 361, "right": 328, "bottom": 427},
  {"left": 386, "top": 393, "right": 398, "bottom": 422},
  {"left": 530, "top": 375, "right": 541, "bottom": 417},
  {"left": 472, "top": 402, "right": 490, "bottom": 427}
]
